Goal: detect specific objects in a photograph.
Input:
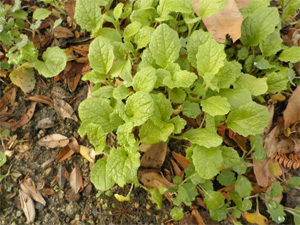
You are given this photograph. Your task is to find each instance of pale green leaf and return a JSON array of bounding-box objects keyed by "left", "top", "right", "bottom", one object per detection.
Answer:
[
  {"left": 204, "top": 190, "right": 225, "bottom": 210},
  {"left": 191, "top": 145, "right": 223, "bottom": 179},
  {"left": 97, "top": 28, "right": 122, "bottom": 42},
  {"left": 198, "top": 0, "right": 228, "bottom": 19},
  {"left": 74, "top": 0, "right": 103, "bottom": 31},
  {"left": 33, "top": 8, "right": 51, "bottom": 20},
  {"left": 196, "top": 37, "right": 226, "bottom": 76},
  {"left": 285, "top": 206, "right": 300, "bottom": 225},
  {"left": 134, "top": 26, "right": 155, "bottom": 49},
  {"left": 86, "top": 124, "right": 106, "bottom": 154},
  {"left": 220, "top": 146, "right": 240, "bottom": 168},
  {"left": 82, "top": 70, "right": 106, "bottom": 83},
  {"left": 133, "top": 66, "right": 157, "bottom": 92},
  {"left": 201, "top": 96, "right": 230, "bottom": 116},
  {"left": 34, "top": 47, "right": 67, "bottom": 78},
  {"left": 218, "top": 88, "right": 252, "bottom": 110},
  {"left": 182, "top": 101, "right": 201, "bottom": 119},
  {"left": 226, "top": 101, "right": 270, "bottom": 137},
  {"left": 235, "top": 175, "right": 253, "bottom": 197},
  {"left": 123, "top": 21, "right": 142, "bottom": 38},
  {"left": 91, "top": 158, "right": 115, "bottom": 191},
  {"left": 113, "top": 3, "right": 123, "bottom": 20},
  {"left": 111, "top": 60, "right": 132, "bottom": 86},
  {"left": 92, "top": 86, "right": 113, "bottom": 98},
  {"left": 259, "top": 31, "right": 282, "bottom": 57},
  {"left": 148, "top": 188, "right": 163, "bottom": 209},
  {"left": 234, "top": 73, "right": 268, "bottom": 96},
  {"left": 88, "top": 36, "right": 114, "bottom": 74},
  {"left": 0, "top": 151, "right": 6, "bottom": 167},
  {"left": 116, "top": 122, "right": 139, "bottom": 153},
  {"left": 266, "top": 182, "right": 283, "bottom": 197},
  {"left": 165, "top": 0, "right": 193, "bottom": 13},
  {"left": 149, "top": 24, "right": 181, "bottom": 68},
  {"left": 282, "top": 0, "right": 300, "bottom": 21},
  {"left": 181, "top": 128, "right": 222, "bottom": 148},
  {"left": 217, "top": 170, "right": 236, "bottom": 186},
  {"left": 112, "top": 85, "right": 130, "bottom": 100},
  {"left": 163, "top": 70, "right": 197, "bottom": 89},
  {"left": 267, "top": 70, "right": 289, "bottom": 94},
  {"left": 151, "top": 93, "right": 173, "bottom": 123},
  {"left": 241, "top": 7, "right": 280, "bottom": 47},
  {"left": 239, "top": 0, "right": 270, "bottom": 18},
  {"left": 278, "top": 46, "right": 300, "bottom": 63},
  {"left": 286, "top": 177, "right": 300, "bottom": 190},
  {"left": 170, "top": 207, "right": 184, "bottom": 221},
  {"left": 169, "top": 116, "right": 186, "bottom": 134},
  {"left": 106, "top": 148, "right": 140, "bottom": 187}
]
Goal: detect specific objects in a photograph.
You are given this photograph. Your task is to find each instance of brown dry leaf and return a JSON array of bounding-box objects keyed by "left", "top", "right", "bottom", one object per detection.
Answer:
[
  {"left": 57, "top": 165, "right": 66, "bottom": 188},
  {"left": 64, "top": 0, "right": 76, "bottom": 18},
  {"left": 171, "top": 159, "right": 184, "bottom": 179},
  {"left": 253, "top": 159, "right": 276, "bottom": 187},
  {"left": 53, "top": 98, "right": 78, "bottom": 122},
  {"left": 140, "top": 142, "right": 168, "bottom": 169},
  {"left": 139, "top": 171, "right": 175, "bottom": 189},
  {"left": 65, "top": 188, "right": 80, "bottom": 202},
  {"left": 70, "top": 166, "right": 83, "bottom": 194},
  {"left": 19, "top": 190, "right": 36, "bottom": 223},
  {"left": 67, "top": 73, "right": 82, "bottom": 92},
  {"left": 71, "top": 44, "right": 89, "bottom": 56},
  {"left": 37, "top": 134, "right": 69, "bottom": 148},
  {"left": 0, "top": 86, "right": 17, "bottom": 113},
  {"left": 291, "top": 138, "right": 300, "bottom": 157},
  {"left": 54, "top": 26, "right": 74, "bottom": 38},
  {"left": 25, "top": 95, "right": 53, "bottom": 105},
  {"left": 264, "top": 104, "right": 275, "bottom": 136},
  {"left": 277, "top": 138, "right": 295, "bottom": 154},
  {"left": 11, "top": 102, "right": 37, "bottom": 131},
  {"left": 192, "top": 0, "right": 244, "bottom": 43},
  {"left": 172, "top": 151, "right": 191, "bottom": 169},
  {"left": 79, "top": 145, "right": 95, "bottom": 163},
  {"left": 42, "top": 188, "right": 55, "bottom": 196},
  {"left": 56, "top": 145, "right": 75, "bottom": 162},
  {"left": 9, "top": 65, "right": 35, "bottom": 93},
  {"left": 283, "top": 87, "right": 300, "bottom": 133},
  {"left": 51, "top": 85, "right": 73, "bottom": 99},
  {"left": 68, "top": 136, "right": 80, "bottom": 153},
  {"left": 264, "top": 125, "right": 280, "bottom": 157},
  {"left": 36, "top": 117, "right": 56, "bottom": 129},
  {"left": 20, "top": 177, "right": 46, "bottom": 205}
]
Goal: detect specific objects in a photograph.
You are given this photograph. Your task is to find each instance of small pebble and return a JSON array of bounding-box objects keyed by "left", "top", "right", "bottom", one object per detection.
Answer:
[{"left": 16, "top": 211, "right": 22, "bottom": 217}]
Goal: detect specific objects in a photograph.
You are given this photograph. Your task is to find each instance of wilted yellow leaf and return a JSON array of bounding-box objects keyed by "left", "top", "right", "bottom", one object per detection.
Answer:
[
  {"left": 114, "top": 193, "right": 130, "bottom": 202},
  {"left": 268, "top": 161, "right": 282, "bottom": 177},
  {"left": 242, "top": 210, "right": 268, "bottom": 225}
]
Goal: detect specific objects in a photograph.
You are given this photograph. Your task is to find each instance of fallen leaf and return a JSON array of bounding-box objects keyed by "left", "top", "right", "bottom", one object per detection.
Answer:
[
  {"left": 139, "top": 171, "right": 175, "bottom": 189},
  {"left": 171, "top": 159, "right": 184, "bottom": 179},
  {"left": 172, "top": 152, "right": 191, "bottom": 169},
  {"left": 53, "top": 98, "right": 78, "bottom": 122},
  {"left": 20, "top": 177, "right": 46, "bottom": 205},
  {"left": 253, "top": 159, "right": 274, "bottom": 187},
  {"left": 54, "top": 26, "right": 74, "bottom": 39},
  {"left": 56, "top": 145, "right": 75, "bottom": 162},
  {"left": 277, "top": 138, "right": 295, "bottom": 154},
  {"left": 69, "top": 166, "right": 83, "bottom": 194},
  {"left": 36, "top": 117, "right": 56, "bottom": 129},
  {"left": 114, "top": 193, "right": 130, "bottom": 202},
  {"left": 283, "top": 87, "right": 300, "bottom": 133},
  {"left": 19, "top": 190, "right": 36, "bottom": 223},
  {"left": 25, "top": 95, "right": 53, "bottom": 104},
  {"left": 140, "top": 142, "right": 168, "bottom": 169},
  {"left": 71, "top": 44, "right": 89, "bottom": 56},
  {"left": 235, "top": 0, "right": 252, "bottom": 9},
  {"left": 51, "top": 85, "right": 73, "bottom": 99},
  {"left": 264, "top": 125, "right": 280, "bottom": 157},
  {"left": 67, "top": 73, "right": 81, "bottom": 92},
  {"left": 42, "top": 188, "right": 55, "bottom": 196},
  {"left": 57, "top": 165, "right": 66, "bottom": 188},
  {"left": 37, "top": 134, "right": 69, "bottom": 148},
  {"left": 11, "top": 102, "right": 37, "bottom": 131},
  {"left": 9, "top": 64, "right": 35, "bottom": 93},
  {"left": 263, "top": 104, "right": 275, "bottom": 136},
  {"left": 64, "top": 0, "right": 76, "bottom": 18},
  {"left": 242, "top": 210, "right": 268, "bottom": 225},
  {"left": 0, "top": 86, "right": 17, "bottom": 113},
  {"left": 79, "top": 145, "right": 95, "bottom": 163},
  {"left": 68, "top": 137, "right": 80, "bottom": 153},
  {"left": 65, "top": 188, "right": 80, "bottom": 202}
]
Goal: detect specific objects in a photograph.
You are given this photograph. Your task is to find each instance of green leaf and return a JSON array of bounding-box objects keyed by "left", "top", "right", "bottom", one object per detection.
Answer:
[
  {"left": 170, "top": 88, "right": 186, "bottom": 103},
  {"left": 9, "top": 65, "right": 35, "bottom": 93},
  {"left": 86, "top": 124, "right": 106, "bottom": 154},
  {"left": 259, "top": 31, "right": 282, "bottom": 57},
  {"left": 286, "top": 177, "right": 300, "bottom": 190},
  {"left": 204, "top": 190, "right": 225, "bottom": 210},
  {"left": 232, "top": 160, "right": 247, "bottom": 175},
  {"left": 89, "top": 36, "right": 114, "bottom": 74},
  {"left": 112, "top": 85, "right": 130, "bottom": 100},
  {"left": 91, "top": 158, "right": 115, "bottom": 191},
  {"left": 221, "top": 146, "right": 240, "bottom": 169},
  {"left": 78, "top": 98, "right": 115, "bottom": 133},
  {"left": 133, "top": 66, "right": 157, "bottom": 92},
  {"left": 106, "top": 148, "right": 140, "bottom": 187},
  {"left": 82, "top": 70, "right": 106, "bottom": 83},
  {"left": 278, "top": 46, "right": 300, "bottom": 63},
  {"left": 181, "top": 101, "right": 201, "bottom": 119},
  {"left": 163, "top": 70, "right": 197, "bottom": 89},
  {"left": 217, "top": 170, "right": 236, "bottom": 186},
  {"left": 0, "top": 151, "right": 6, "bottom": 167},
  {"left": 74, "top": 0, "right": 103, "bottom": 31},
  {"left": 111, "top": 60, "right": 132, "bottom": 86},
  {"left": 181, "top": 128, "right": 222, "bottom": 148},
  {"left": 230, "top": 191, "right": 252, "bottom": 211},
  {"left": 226, "top": 101, "right": 269, "bottom": 137},
  {"left": 234, "top": 74, "right": 268, "bottom": 96},
  {"left": 218, "top": 88, "right": 252, "bottom": 111},
  {"left": 148, "top": 188, "right": 163, "bottom": 209},
  {"left": 134, "top": 26, "right": 155, "bottom": 49},
  {"left": 187, "top": 30, "right": 211, "bottom": 68},
  {"left": 250, "top": 135, "right": 266, "bottom": 161},
  {"left": 170, "top": 207, "right": 184, "bottom": 221},
  {"left": 192, "top": 145, "right": 223, "bottom": 179},
  {"left": 253, "top": 55, "right": 273, "bottom": 70},
  {"left": 123, "top": 21, "right": 142, "bottom": 38},
  {"left": 201, "top": 96, "right": 230, "bottom": 117},
  {"left": 198, "top": 0, "right": 228, "bottom": 19},
  {"left": 235, "top": 175, "right": 253, "bottom": 198},
  {"left": 116, "top": 122, "right": 138, "bottom": 153},
  {"left": 34, "top": 47, "right": 67, "bottom": 78},
  {"left": 149, "top": 24, "right": 181, "bottom": 68},
  {"left": 267, "top": 70, "right": 289, "bottom": 94},
  {"left": 209, "top": 207, "right": 228, "bottom": 222},
  {"left": 239, "top": 0, "right": 270, "bottom": 18},
  {"left": 92, "top": 86, "right": 114, "bottom": 98},
  {"left": 282, "top": 0, "right": 300, "bottom": 21},
  {"left": 151, "top": 93, "right": 173, "bottom": 124},
  {"left": 126, "top": 92, "right": 154, "bottom": 126},
  {"left": 240, "top": 7, "right": 280, "bottom": 47},
  {"left": 33, "top": 8, "right": 51, "bottom": 20},
  {"left": 169, "top": 116, "right": 186, "bottom": 134},
  {"left": 173, "top": 183, "right": 198, "bottom": 206},
  {"left": 285, "top": 206, "right": 300, "bottom": 225},
  {"left": 267, "top": 182, "right": 283, "bottom": 197},
  {"left": 97, "top": 28, "right": 122, "bottom": 42},
  {"left": 266, "top": 200, "right": 286, "bottom": 224},
  {"left": 139, "top": 120, "right": 174, "bottom": 144},
  {"left": 113, "top": 3, "right": 123, "bottom": 20},
  {"left": 196, "top": 37, "right": 226, "bottom": 76},
  {"left": 165, "top": 0, "right": 193, "bottom": 13}
]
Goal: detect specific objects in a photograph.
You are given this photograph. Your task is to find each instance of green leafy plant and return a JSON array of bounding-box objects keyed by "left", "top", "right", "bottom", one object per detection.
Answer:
[{"left": 74, "top": 0, "right": 300, "bottom": 223}]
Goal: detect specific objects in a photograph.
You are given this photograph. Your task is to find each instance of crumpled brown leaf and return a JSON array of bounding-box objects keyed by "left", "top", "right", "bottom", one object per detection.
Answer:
[
  {"left": 20, "top": 177, "right": 46, "bottom": 205},
  {"left": 140, "top": 142, "right": 168, "bottom": 169},
  {"left": 253, "top": 159, "right": 278, "bottom": 187},
  {"left": 19, "top": 190, "right": 36, "bottom": 223},
  {"left": 37, "top": 134, "right": 70, "bottom": 148},
  {"left": 11, "top": 102, "right": 37, "bottom": 131},
  {"left": 53, "top": 98, "right": 78, "bottom": 122},
  {"left": 70, "top": 166, "right": 83, "bottom": 194},
  {"left": 264, "top": 125, "right": 280, "bottom": 157},
  {"left": 283, "top": 86, "right": 300, "bottom": 133}
]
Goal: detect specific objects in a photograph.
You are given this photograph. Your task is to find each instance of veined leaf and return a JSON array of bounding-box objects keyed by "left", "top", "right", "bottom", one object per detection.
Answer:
[
  {"left": 163, "top": 70, "right": 197, "bottom": 89},
  {"left": 235, "top": 175, "right": 253, "bottom": 197},
  {"left": 165, "top": 0, "right": 193, "bottom": 13},
  {"left": 218, "top": 88, "right": 252, "bottom": 110},
  {"left": 278, "top": 46, "right": 300, "bottom": 63},
  {"left": 91, "top": 158, "right": 115, "bottom": 191},
  {"left": 181, "top": 128, "right": 222, "bottom": 148},
  {"left": 204, "top": 190, "right": 225, "bottom": 210},
  {"left": 133, "top": 66, "right": 157, "bottom": 92},
  {"left": 259, "top": 31, "right": 282, "bottom": 57},
  {"left": 198, "top": 0, "right": 228, "bottom": 19},
  {"left": 201, "top": 96, "right": 230, "bottom": 116},
  {"left": 234, "top": 73, "right": 268, "bottom": 96}
]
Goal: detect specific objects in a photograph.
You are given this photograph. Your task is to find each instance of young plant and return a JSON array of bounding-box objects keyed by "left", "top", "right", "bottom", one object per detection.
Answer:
[{"left": 75, "top": 0, "right": 300, "bottom": 223}]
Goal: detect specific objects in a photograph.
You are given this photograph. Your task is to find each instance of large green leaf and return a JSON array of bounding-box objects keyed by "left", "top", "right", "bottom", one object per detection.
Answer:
[
  {"left": 151, "top": 93, "right": 173, "bottom": 124},
  {"left": 221, "top": 146, "right": 240, "bottom": 169},
  {"left": 106, "top": 148, "right": 140, "bottom": 187},
  {"left": 278, "top": 46, "right": 300, "bottom": 63},
  {"left": 191, "top": 145, "right": 223, "bottom": 179},
  {"left": 282, "top": 0, "right": 300, "bottom": 21},
  {"left": 234, "top": 73, "right": 268, "bottom": 96},
  {"left": 88, "top": 36, "right": 114, "bottom": 74},
  {"left": 91, "top": 158, "right": 115, "bottom": 191},
  {"left": 241, "top": 7, "right": 280, "bottom": 47},
  {"left": 149, "top": 24, "right": 181, "bottom": 68},
  {"left": 259, "top": 31, "right": 282, "bottom": 57},
  {"left": 86, "top": 124, "right": 106, "bottom": 154},
  {"left": 198, "top": 0, "right": 228, "bottom": 19},
  {"left": 226, "top": 101, "right": 269, "bottom": 137},
  {"left": 134, "top": 26, "right": 155, "bottom": 49},
  {"left": 165, "top": 0, "right": 193, "bottom": 13},
  {"left": 201, "top": 96, "right": 230, "bottom": 116},
  {"left": 204, "top": 190, "right": 225, "bottom": 210},
  {"left": 235, "top": 175, "right": 253, "bottom": 198},
  {"left": 267, "top": 70, "right": 289, "bottom": 94},
  {"left": 34, "top": 47, "right": 67, "bottom": 78},
  {"left": 181, "top": 128, "right": 222, "bottom": 148},
  {"left": 163, "top": 70, "right": 197, "bottom": 89},
  {"left": 218, "top": 88, "right": 252, "bottom": 110},
  {"left": 133, "top": 66, "right": 157, "bottom": 92}
]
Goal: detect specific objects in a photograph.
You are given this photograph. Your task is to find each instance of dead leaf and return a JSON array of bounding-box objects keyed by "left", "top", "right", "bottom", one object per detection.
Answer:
[
  {"left": 0, "top": 86, "right": 16, "bottom": 113},
  {"left": 25, "top": 95, "right": 53, "bottom": 105},
  {"left": 79, "top": 145, "right": 95, "bottom": 163},
  {"left": 242, "top": 210, "right": 268, "bottom": 225},
  {"left": 71, "top": 44, "right": 89, "bottom": 56},
  {"left": 51, "top": 85, "right": 73, "bottom": 99},
  {"left": 42, "top": 188, "right": 55, "bottom": 196},
  {"left": 65, "top": 188, "right": 80, "bottom": 202},
  {"left": 139, "top": 171, "right": 175, "bottom": 189},
  {"left": 9, "top": 65, "right": 35, "bottom": 93},
  {"left": 70, "top": 166, "right": 83, "bottom": 194},
  {"left": 68, "top": 136, "right": 80, "bottom": 153},
  {"left": 140, "top": 142, "right": 168, "bottom": 169},
  {"left": 37, "top": 134, "right": 69, "bottom": 148},
  {"left": 67, "top": 73, "right": 81, "bottom": 92},
  {"left": 264, "top": 125, "right": 280, "bottom": 157},
  {"left": 19, "top": 190, "right": 36, "bottom": 223},
  {"left": 57, "top": 165, "right": 66, "bottom": 188},
  {"left": 36, "top": 117, "right": 56, "bottom": 129},
  {"left": 53, "top": 98, "right": 78, "bottom": 122},
  {"left": 234, "top": 0, "right": 252, "bottom": 9},
  {"left": 171, "top": 159, "right": 184, "bottom": 179},
  {"left": 11, "top": 102, "right": 37, "bottom": 131},
  {"left": 192, "top": 0, "right": 244, "bottom": 43},
  {"left": 263, "top": 104, "right": 275, "bottom": 136},
  {"left": 56, "top": 145, "right": 75, "bottom": 162},
  {"left": 64, "top": 0, "right": 76, "bottom": 18},
  {"left": 283, "top": 87, "right": 300, "bottom": 133},
  {"left": 253, "top": 159, "right": 275, "bottom": 187},
  {"left": 20, "top": 177, "right": 46, "bottom": 205},
  {"left": 54, "top": 26, "right": 74, "bottom": 38},
  {"left": 277, "top": 138, "right": 295, "bottom": 154},
  {"left": 172, "top": 151, "right": 191, "bottom": 169}
]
